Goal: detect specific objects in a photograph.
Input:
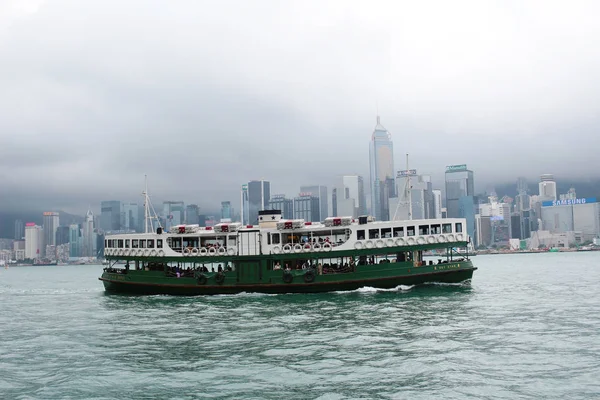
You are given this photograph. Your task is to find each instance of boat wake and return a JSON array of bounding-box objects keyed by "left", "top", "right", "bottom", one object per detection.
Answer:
[{"left": 335, "top": 285, "right": 416, "bottom": 295}]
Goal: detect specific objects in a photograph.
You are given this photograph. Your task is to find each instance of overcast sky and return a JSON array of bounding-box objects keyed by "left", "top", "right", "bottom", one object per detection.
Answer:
[{"left": 1, "top": 0, "right": 600, "bottom": 215}]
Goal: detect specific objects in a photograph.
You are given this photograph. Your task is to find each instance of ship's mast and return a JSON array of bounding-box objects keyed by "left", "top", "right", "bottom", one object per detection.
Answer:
[
  {"left": 407, "top": 153, "right": 412, "bottom": 221},
  {"left": 142, "top": 175, "right": 161, "bottom": 233}
]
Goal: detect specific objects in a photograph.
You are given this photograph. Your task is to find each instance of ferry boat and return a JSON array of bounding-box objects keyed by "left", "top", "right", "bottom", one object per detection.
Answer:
[{"left": 99, "top": 207, "right": 476, "bottom": 295}]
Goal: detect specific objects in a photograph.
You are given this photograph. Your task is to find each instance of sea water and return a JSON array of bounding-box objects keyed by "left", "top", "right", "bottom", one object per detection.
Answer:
[{"left": 1, "top": 252, "right": 599, "bottom": 399}]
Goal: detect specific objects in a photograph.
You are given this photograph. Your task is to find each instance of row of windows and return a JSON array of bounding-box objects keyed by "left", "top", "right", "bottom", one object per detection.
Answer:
[
  {"left": 268, "top": 229, "right": 349, "bottom": 245},
  {"left": 106, "top": 239, "right": 164, "bottom": 249},
  {"left": 358, "top": 223, "right": 463, "bottom": 240}
]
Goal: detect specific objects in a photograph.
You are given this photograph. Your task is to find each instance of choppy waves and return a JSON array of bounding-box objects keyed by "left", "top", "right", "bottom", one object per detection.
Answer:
[{"left": 1, "top": 256, "right": 600, "bottom": 399}]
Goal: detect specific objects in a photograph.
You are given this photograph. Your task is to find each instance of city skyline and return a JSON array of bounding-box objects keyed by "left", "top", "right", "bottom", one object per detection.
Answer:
[{"left": 2, "top": 2, "right": 600, "bottom": 214}]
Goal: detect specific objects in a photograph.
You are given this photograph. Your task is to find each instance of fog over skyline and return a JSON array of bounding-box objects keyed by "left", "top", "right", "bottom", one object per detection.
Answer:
[{"left": 2, "top": 0, "right": 600, "bottom": 215}]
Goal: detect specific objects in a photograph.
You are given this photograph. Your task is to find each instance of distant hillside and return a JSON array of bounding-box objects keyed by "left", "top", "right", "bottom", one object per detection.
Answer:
[{"left": 0, "top": 211, "right": 84, "bottom": 239}]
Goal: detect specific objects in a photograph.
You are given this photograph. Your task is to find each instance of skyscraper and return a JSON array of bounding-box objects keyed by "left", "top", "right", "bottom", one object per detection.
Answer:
[
  {"left": 342, "top": 176, "right": 367, "bottom": 216},
  {"left": 538, "top": 174, "right": 557, "bottom": 201},
  {"left": 221, "top": 201, "right": 232, "bottom": 221},
  {"left": 82, "top": 209, "right": 95, "bottom": 257},
  {"left": 69, "top": 224, "right": 81, "bottom": 258},
  {"left": 14, "top": 219, "right": 24, "bottom": 240},
  {"left": 369, "top": 116, "right": 394, "bottom": 221},
  {"left": 293, "top": 194, "right": 320, "bottom": 222},
  {"left": 100, "top": 201, "right": 122, "bottom": 232},
  {"left": 25, "top": 223, "right": 43, "bottom": 259},
  {"left": 122, "top": 203, "right": 141, "bottom": 232},
  {"left": 163, "top": 201, "right": 185, "bottom": 230},
  {"left": 186, "top": 204, "right": 200, "bottom": 225},
  {"left": 299, "top": 185, "right": 328, "bottom": 221},
  {"left": 445, "top": 164, "right": 475, "bottom": 218},
  {"left": 245, "top": 180, "right": 270, "bottom": 225},
  {"left": 42, "top": 212, "right": 59, "bottom": 255},
  {"left": 268, "top": 195, "right": 294, "bottom": 219}
]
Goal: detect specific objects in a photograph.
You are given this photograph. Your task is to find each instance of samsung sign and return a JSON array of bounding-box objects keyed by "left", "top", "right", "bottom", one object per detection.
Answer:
[{"left": 542, "top": 197, "right": 597, "bottom": 207}]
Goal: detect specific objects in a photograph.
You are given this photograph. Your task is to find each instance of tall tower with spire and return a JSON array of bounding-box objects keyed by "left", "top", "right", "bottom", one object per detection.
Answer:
[
  {"left": 83, "top": 208, "right": 96, "bottom": 257},
  {"left": 369, "top": 116, "right": 395, "bottom": 220}
]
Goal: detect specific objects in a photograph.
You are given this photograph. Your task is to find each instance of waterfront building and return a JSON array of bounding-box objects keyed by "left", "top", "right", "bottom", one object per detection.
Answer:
[
  {"left": 293, "top": 194, "right": 320, "bottom": 222},
  {"left": 220, "top": 201, "right": 232, "bottom": 221},
  {"left": 96, "top": 232, "right": 105, "bottom": 258},
  {"left": 458, "top": 196, "right": 477, "bottom": 241},
  {"left": 69, "top": 224, "right": 81, "bottom": 258},
  {"left": 369, "top": 116, "right": 395, "bottom": 221},
  {"left": 538, "top": 174, "right": 557, "bottom": 202},
  {"left": 163, "top": 201, "right": 185, "bottom": 230},
  {"left": 243, "top": 180, "right": 270, "bottom": 225},
  {"left": 475, "top": 214, "right": 492, "bottom": 247},
  {"left": 445, "top": 164, "right": 474, "bottom": 218},
  {"left": 332, "top": 186, "right": 356, "bottom": 217},
  {"left": 100, "top": 201, "right": 122, "bottom": 232},
  {"left": 479, "top": 194, "right": 511, "bottom": 244},
  {"left": 25, "top": 223, "right": 43, "bottom": 259},
  {"left": 268, "top": 195, "right": 294, "bottom": 219},
  {"left": 541, "top": 197, "right": 600, "bottom": 242},
  {"left": 511, "top": 213, "right": 522, "bottom": 239},
  {"left": 14, "top": 219, "right": 24, "bottom": 240},
  {"left": 42, "top": 212, "right": 59, "bottom": 255},
  {"left": 299, "top": 185, "right": 329, "bottom": 221},
  {"left": 186, "top": 204, "right": 200, "bottom": 225}
]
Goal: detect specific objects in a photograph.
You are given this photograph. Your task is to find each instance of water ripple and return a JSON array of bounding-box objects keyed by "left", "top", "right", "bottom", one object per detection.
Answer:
[{"left": 1, "top": 255, "right": 600, "bottom": 399}]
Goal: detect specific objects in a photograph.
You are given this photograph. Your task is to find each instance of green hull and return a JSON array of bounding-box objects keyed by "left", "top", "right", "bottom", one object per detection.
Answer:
[{"left": 100, "top": 261, "right": 476, "bottom": 296}]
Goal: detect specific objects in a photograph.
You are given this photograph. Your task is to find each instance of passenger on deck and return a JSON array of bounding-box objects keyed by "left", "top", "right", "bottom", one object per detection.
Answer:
[
  {"left": 217, "top": 264, "right": 223, "bottom": 272},
  {"left": 274, "top": 262, "right": 281, "bottom": 270},
  {"left": 317, "top": 263, "right": 323, "bottom": 275}
]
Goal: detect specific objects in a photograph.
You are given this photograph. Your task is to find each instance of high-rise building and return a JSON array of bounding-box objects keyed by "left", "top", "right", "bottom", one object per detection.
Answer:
[
  {"left": 445, "top": 164, "right": 474, "bottom": 218},
  {"left": 42, "top": 212, "right": 59, "bottom": 255},
  {"left": 293, "top": 194, "right": 320, "bottom": 222},
  {"left": 369, "top": 116, "right": 394, "bottom": 221},
  {"left": 69, "top": 224, "right": 81, "bottom": 258},
  {"left": 221, "top": 201, "right": 232, "bottom": 221},
  {"left": 538, "top": 174, "right": 557, "bottom": 202},
  {"left": 25, "top": 223, "right": 43, "bottom": 259},
  {"left": 299, "top": 185, "right": 328, "bottom": 221},
  {"left": 342, "top": 176, "right": 367, "bottom": 216},
  {"left": 186, "top": 204, "right": 200, "bottom": 225},
  {"left": 122, "top": 203, "right": 141, "bottom": 232},
  {"left": 163, "top": 201, "right": 185, "bottom": 230},
  {"left": 82, "top": 209, "right": 95, "bottom": 257},
  {"left": 432, "top": 189, "right": 442, "bottom": 219},
  {"left": 268, "top": 195, "right": 294, "bottom": 219},
  {"left": 244, "top": 180, "right": 270, "bottom": 225},
  {"left": 100, "top": 201, "right": 122, "bottom": 232},
  {"left": 14, "top": 219, "right": 24, "bottom": 240},
  {"left": 55, "top": 226, "right": 70, "bottom": 246}
]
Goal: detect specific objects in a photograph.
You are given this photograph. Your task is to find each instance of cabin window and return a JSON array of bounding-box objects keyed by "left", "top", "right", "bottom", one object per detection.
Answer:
[
  {"left": 271, "top": 233, "right": 280, "bottom": 245},
  {"left": 442, "top": 223, "right": 452, "bottom": 234},
  {"left": 157, "top": 239, "right": 163, "bottom": 248},
  {"left": 419, "top": 225, "right": 430, "bottom": 235},
  {"left": 104, "top": 240, "right": 108, "bottom": 248},
  {"left": 455, "top": 223, "right": 463, "bottom": 233},
  {"left": 407, "top": 226, "right": 415, "bottom": 236},
  {"left": 132, "top": 239, "right": 139, "bottom": 248},
  {"left": 393, "top": 227, "right": 404, "bottom": 237},
  {"left": 381, "top": 228, "right": 392, "bottom": 238},
  {"left": 125, "top": 239, "right": 130, "bottom": 248},
  {"left": 118, "top": 239, "right": 124, "bottom": 248},
  {"left": 139, "top": 240, "right": 146, "bottom": 248},
  {"left": 147, "top": 239, "right": 154, "bottom": 248},
  {"left": 368, "top": 229, "right": 379, "bottom": 239},
  {"left": 171, "top": 237, "right": 182, "bottom": 251},
  {"left": 431, "top": 224, "right": 441, "bottom": 234},
  {"left": 228, "top": 235, "right": 237, "bottom": 247},
  {"left": 183, "top": 237, "right": 199, "bottom": 249},
  {"left": 357, "top": 229, "right": 365, "bottom": 240}
]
